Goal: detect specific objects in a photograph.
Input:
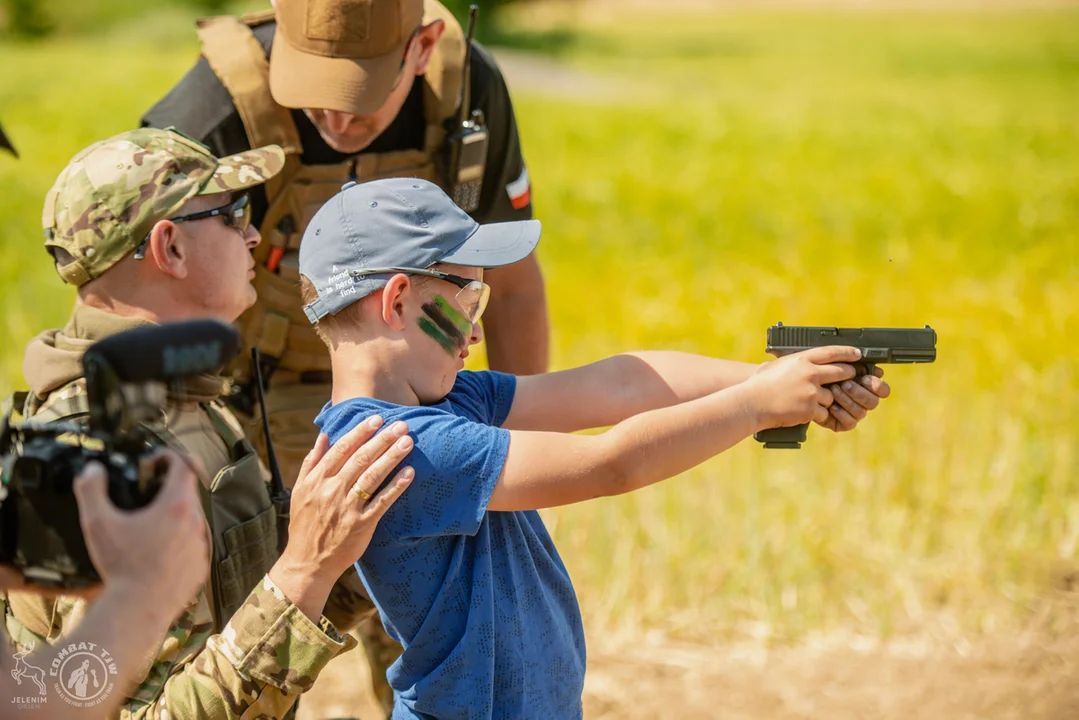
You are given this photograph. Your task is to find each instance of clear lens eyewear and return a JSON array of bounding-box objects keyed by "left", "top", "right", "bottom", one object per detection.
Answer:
[
  {"left": 452, "top": 279, "right": 490, "bottom": 324},
  {"left": 349, "top": 266, "right": 491, "bottom": 323}
]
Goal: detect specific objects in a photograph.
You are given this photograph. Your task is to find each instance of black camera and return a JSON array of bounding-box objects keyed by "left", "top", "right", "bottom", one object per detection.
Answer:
[{"left": 0, "top": 319, "right": 240, "bottom": 589}]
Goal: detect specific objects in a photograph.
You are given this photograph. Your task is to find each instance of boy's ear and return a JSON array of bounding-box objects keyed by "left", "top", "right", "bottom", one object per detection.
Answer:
[
  {"left": 380, "top": 274, "right": 411, "bottom": 331},
  {"left": 147, "top": 220, "right": 188, "bottom": 280}
]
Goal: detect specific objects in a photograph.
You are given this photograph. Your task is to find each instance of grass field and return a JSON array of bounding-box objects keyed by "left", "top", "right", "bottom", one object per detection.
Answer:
[{"left": 2, "top": 1, "right": 1077, "bottom": 659}]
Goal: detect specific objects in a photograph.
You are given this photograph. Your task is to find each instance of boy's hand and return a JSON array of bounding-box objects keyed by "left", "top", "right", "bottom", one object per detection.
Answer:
[
  {"left": 747, "top": 346, "right": 861, "bottom": 430},
  {"left": 819, "top": 366, "right": 892, "bottom": 432}
]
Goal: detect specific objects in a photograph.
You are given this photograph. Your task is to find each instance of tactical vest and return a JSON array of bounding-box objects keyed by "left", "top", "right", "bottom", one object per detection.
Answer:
[
  {"left": 196, "top": 1, "right": 466, "bottom": 389},
  {"left": 1, "top": 381, "right": 278, "bottom": 638}
]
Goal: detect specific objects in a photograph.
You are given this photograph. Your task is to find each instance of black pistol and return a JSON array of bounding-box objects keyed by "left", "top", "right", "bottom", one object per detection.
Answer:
[{"left": 754, "top": 323, "right": 937, "bottom": 449}]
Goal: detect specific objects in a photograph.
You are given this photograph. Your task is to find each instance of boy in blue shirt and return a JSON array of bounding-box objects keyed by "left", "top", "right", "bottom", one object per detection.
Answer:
[{"left": 297, "top": 179, "right": 890, "bottom": 719}]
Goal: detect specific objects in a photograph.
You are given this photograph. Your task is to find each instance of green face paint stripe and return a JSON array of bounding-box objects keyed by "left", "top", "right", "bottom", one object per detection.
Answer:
[
  {"left": 433, "top": 295, "right": 471, "bottom": 334},
  {"left": 418, "top": 316, "right": 457, "bottom": 355},
  {"left": 422, "top": 301, "right": 466, "bottom": 346}
]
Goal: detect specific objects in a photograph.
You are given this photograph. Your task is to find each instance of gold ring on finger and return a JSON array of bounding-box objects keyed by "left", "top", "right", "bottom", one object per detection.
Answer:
[{"left": 352, "top": 485, "right": 373, "bottom": 501}]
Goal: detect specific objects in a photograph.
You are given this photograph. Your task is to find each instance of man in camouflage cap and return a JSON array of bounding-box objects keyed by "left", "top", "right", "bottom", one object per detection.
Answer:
[
  {"left": 42, "top": 127, "right": 282, "bottom": 293},
  {"left": 2, "top": 127, "right": 416, "bottom": 719}
]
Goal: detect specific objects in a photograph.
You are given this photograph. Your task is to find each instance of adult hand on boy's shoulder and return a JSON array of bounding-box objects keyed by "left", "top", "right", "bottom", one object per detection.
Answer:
[
  {"left": 270, "top": 417, "right": 416, "bottom": 621},
  {"left": 818, "top": 366, "right": 892, "bottom": 433}
]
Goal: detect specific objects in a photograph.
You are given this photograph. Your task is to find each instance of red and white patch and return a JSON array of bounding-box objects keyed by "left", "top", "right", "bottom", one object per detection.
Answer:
[{"left": 506, "top": 166, "right": 531, "bottom": 210}]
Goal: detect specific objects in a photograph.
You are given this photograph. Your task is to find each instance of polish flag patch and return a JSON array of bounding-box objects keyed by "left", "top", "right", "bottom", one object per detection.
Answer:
[{"left": 506, "top": 166, "right": 531, "bottom": 210}]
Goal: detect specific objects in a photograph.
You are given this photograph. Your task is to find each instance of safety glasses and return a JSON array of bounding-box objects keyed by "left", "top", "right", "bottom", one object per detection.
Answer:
[
  {"left": 134, "top": 193, "right": 252, "bottom": 260},
  {"left": 349, "top": 266, "right": 491, "bottom": 324}
]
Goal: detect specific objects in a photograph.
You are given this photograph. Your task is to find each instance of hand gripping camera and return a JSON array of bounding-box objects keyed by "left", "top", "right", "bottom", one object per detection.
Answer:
[{"left": 0, "top": 319, "right": 240, "bottom": 589}]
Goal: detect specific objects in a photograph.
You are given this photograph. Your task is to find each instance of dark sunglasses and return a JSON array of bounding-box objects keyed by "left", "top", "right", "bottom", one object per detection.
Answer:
[{"left": 134, "top": 193, "right": 252, "bottom": 260}]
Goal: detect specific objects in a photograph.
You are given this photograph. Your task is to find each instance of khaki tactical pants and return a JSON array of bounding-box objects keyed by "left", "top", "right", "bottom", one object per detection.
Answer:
[{"left": 244, "top": 375, "right": 402, "bottom": 715}]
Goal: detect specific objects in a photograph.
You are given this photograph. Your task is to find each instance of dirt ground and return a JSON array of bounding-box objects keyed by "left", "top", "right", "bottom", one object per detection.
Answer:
[{"left": 297, "top": 624, "right": 1079, "bottom": 720}]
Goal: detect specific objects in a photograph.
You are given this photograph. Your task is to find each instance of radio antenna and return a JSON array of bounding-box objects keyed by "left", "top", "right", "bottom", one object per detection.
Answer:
[{"left": 455, "top": 5, "right": 479, "bottom": 129}]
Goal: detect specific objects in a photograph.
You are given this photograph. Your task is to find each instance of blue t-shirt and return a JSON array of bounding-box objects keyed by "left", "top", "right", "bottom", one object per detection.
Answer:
[{"left": 314, "top": 371, "right": 586, "bottom": 720}]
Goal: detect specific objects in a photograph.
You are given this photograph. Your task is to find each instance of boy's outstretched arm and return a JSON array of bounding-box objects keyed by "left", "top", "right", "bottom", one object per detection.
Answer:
[
  {"left": 489, "top": 346, "right": 863, "bottom": 512},
  {"left": 503, "top": 352, "right": 756, "bottom": 432},
  {"left": 503, "top": 350, "right": 886, "bottom": 434}
]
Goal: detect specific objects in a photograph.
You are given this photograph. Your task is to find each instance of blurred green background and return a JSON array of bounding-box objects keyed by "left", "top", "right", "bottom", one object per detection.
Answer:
[{"left": 2, "top": 0, "right": 1077, "bottom": 649}]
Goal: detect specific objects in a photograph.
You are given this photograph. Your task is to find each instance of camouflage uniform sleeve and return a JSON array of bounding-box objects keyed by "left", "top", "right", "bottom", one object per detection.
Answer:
[
  {"left": 124, "top": 576, "right": 357, "bottom": 719},
  {"left": 321, "top": 565, "right": 379, "bottom": 634}
]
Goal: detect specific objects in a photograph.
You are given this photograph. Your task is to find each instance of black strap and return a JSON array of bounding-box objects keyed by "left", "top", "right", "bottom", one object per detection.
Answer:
[{"left": 252, "top": 347, "right": 291, "bottom": 554}]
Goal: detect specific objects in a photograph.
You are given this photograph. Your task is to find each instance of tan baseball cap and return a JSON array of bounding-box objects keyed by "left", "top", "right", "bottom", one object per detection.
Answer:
[{"left": 270, "top": 0, "right": 425, "bottom": 116}]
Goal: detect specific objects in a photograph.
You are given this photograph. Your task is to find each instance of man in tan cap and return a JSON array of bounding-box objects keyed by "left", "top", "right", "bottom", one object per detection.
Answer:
[
  {"left": 142, "top": 2, "right": 545, "bottom": 709},
  {"left": 142, "top": 0, "right": 545, "bottom": 479},
  {"left": 2, "top": 127, "right": 416, "bottom": 719}
]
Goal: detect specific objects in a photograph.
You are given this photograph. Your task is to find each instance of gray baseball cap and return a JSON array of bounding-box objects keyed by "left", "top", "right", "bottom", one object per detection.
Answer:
[{"left": 300, "top": 178, "right": 541, "bottom": 323}]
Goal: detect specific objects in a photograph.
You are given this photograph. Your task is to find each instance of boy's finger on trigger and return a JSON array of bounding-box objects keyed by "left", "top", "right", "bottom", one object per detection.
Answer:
[
  {"left": 806, "top": 345, "right": 861, "bottom": 365},
  {"left": 814, "top": 362, "right": 856, "bottom": 385}
]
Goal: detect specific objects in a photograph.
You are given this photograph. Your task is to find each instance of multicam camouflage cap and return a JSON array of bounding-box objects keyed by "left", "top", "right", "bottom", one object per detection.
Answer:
[{"left": 42, "top": 127, "right": 285, "bottom": 286}]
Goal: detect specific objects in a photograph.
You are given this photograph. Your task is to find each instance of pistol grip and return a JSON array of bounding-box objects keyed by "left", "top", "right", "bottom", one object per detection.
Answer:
[{"left": 754, "top": 423, "right": 809, "bottom": 449}]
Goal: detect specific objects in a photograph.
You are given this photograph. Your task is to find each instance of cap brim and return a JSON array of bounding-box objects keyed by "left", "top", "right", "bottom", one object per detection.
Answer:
[
  {"left": 199, "top": 145, "right": 286, "bottom": 195},
  {"left": 440, "top": 219, "right": 542, "bottom": 269},
  {"left": 269, "top": 31, "right": 404, "bottom": 116}
]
